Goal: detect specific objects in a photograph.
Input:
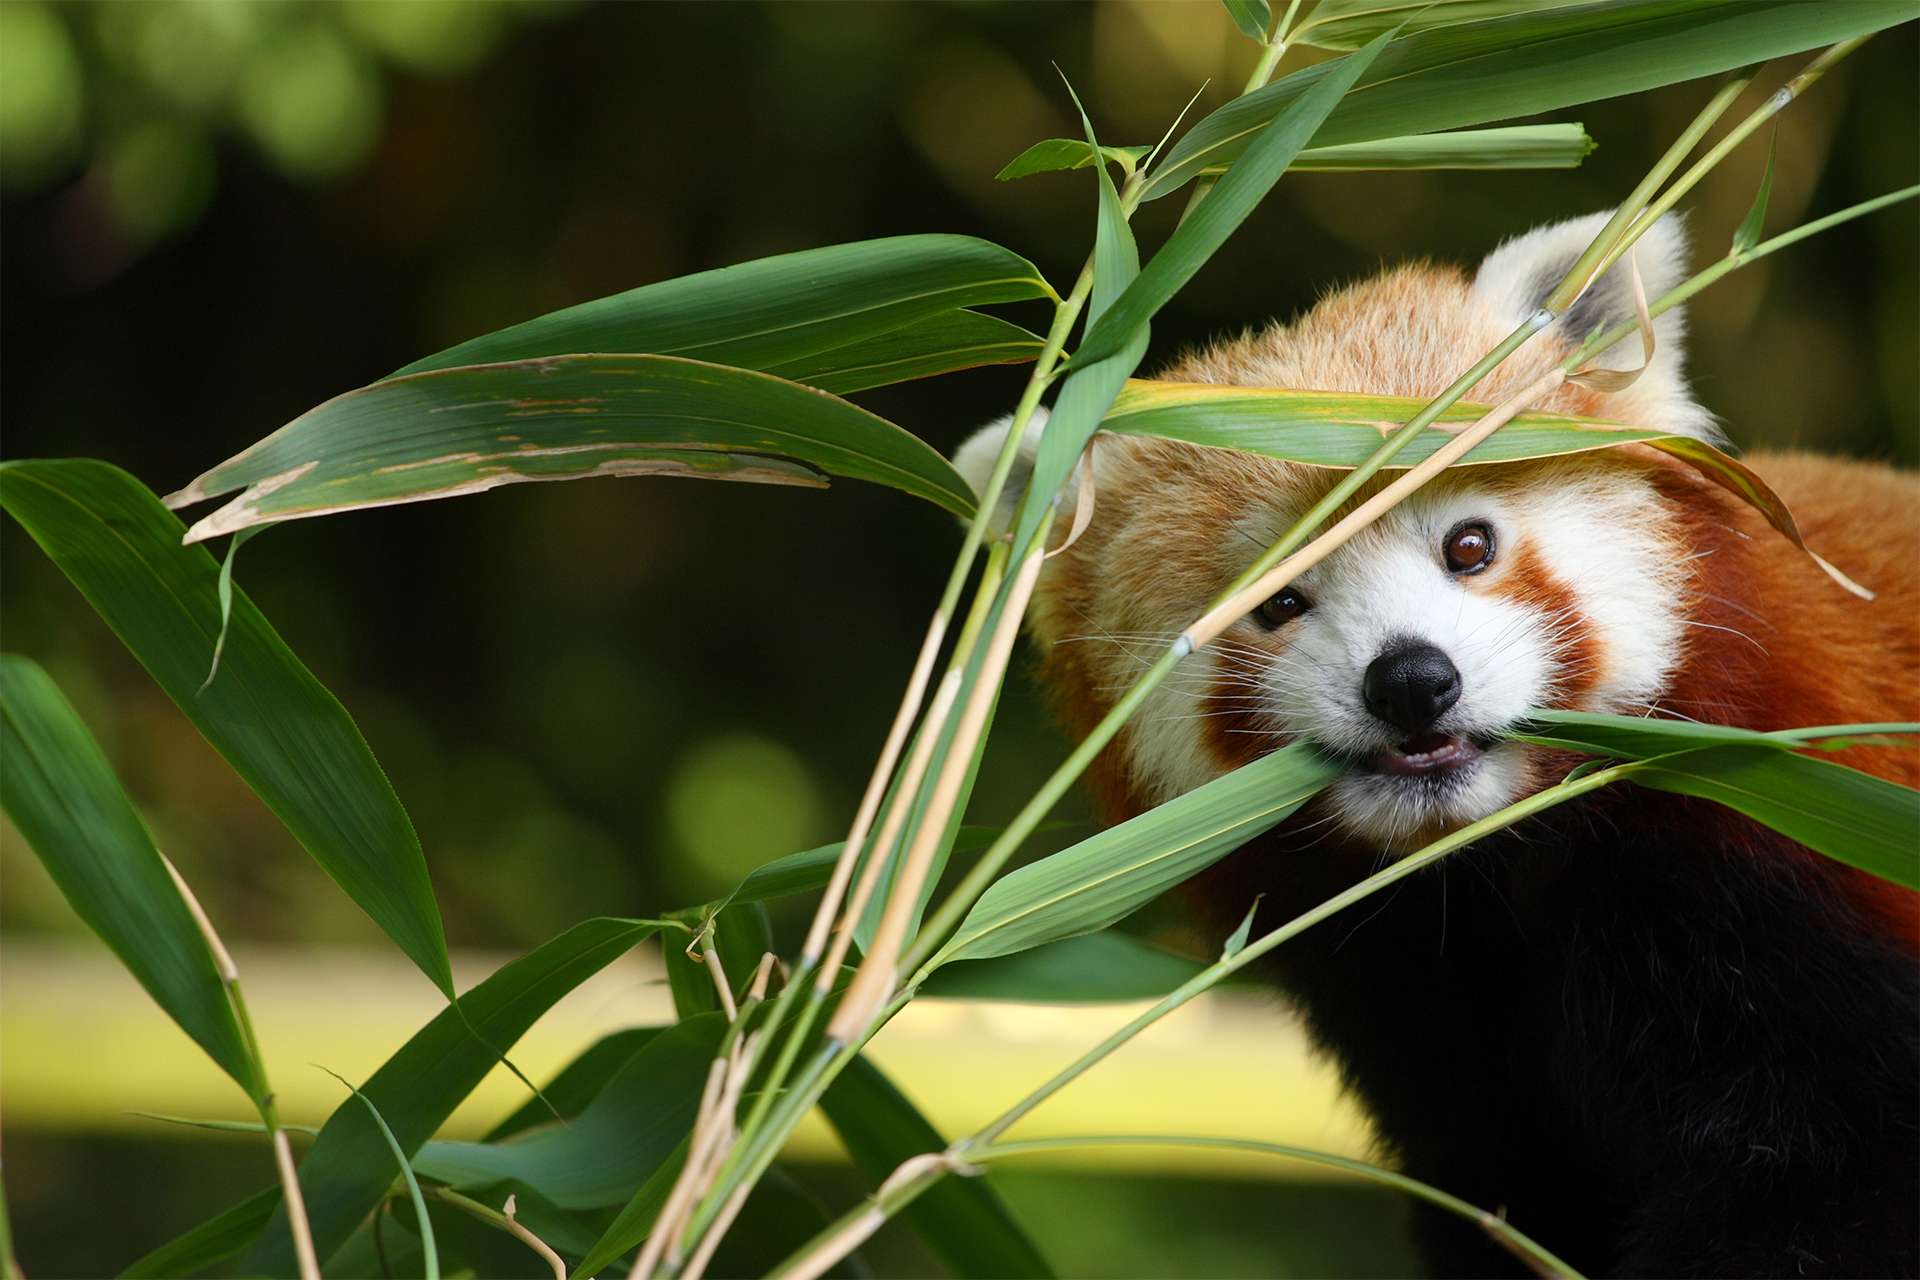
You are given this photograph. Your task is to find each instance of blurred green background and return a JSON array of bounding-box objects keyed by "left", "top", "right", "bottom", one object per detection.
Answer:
[{"left": 2, "top": 2, "right": 1914, "bottom": 1276}]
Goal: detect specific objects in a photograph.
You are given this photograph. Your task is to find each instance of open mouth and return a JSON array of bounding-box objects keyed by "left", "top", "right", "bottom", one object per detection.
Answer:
[{"left": 1369, "top": 731, "right": 1483, "bottom": 777}]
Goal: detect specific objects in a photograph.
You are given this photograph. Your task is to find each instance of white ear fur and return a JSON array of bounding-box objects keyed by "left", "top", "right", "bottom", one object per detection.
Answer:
[
  {"left": 1474, "top": 211, "right": 1720, "bottom": 443},
  {"left": 952, "top": 406, "right": 1060, "bottom": 531}
]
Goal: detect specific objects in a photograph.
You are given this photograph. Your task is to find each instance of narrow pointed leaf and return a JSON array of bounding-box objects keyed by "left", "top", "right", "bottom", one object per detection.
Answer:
[
  {"left": 485, "top": 1027, "right": 664, "bottom": 1142},
  {"left": 329, "top": 1074, "right": 438, "bottom": 1280},
  {"left": 166, "top": 356, "right": 976, "bottom": 541},
  {"left": 1622, "top": 747, "right": 1919, "bottom": 890},
  {"left": 245, "top": 917, "right": 665, "bottom": 1275},
  {"left": 413, "top": 1015, "right": 724, "bottom": 1209},
  {"left": 1075, "top": 28, "right": 1393, "bottom": 370},
  {"left": 1147, "top": 1, "right": 1918, "bottom": 198},
  {"left": 1101, "top": 380, "right": 1848, "bottom": 579},
  {"left": 0, "top": 461, "right": 453, "bottom": 995},
  {"left": 120, "top": 1187, "right": 282, "bottom": 1279},
  {"left": 1002, "top": 124, "right": 1594, "bottom": 181},
  {"left": 1510, "top": 713, "right": 1920, "bottom": 890},
  {"left": 391, "top": 235, "right": 1052, "bottom": 378},
  {"left": 931, "top": 744, "right": 1342, "bottom": 966},
  {"left": 1221, "top": 0, "right": 1272, "bottom": 43},
  {"left": 0, "top": 655, "right": 260, "bottom": 1099},
  {"left": 919, "top": 929, "right": 1206, "bottom": 1002},
  {"left": 1291, "top": 0, "right": 1588, "bottom": 50},
  {"left": 1011, "top": 82, "right": 1147, "bottom": 556},
  {"left": 820, "top": 1055, "right": 1053, "bottom": 1278},
  {"left": 570, "top": 1138, "right": 689, "bottom": 1279},
  {"left": 1731, "top": 131, "right": 1777, "bottom": 256},
  {"left": 762, "top": 310, "right": 1046, "bottom": 394}
]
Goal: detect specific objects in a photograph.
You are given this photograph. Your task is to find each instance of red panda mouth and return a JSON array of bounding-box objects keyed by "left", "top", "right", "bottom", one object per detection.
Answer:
[{"left": 1371, "top": 732, "right": 1482, "bottom": 776}]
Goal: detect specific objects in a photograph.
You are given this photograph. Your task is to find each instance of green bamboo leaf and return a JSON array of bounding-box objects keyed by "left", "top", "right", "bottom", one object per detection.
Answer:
[
  {"left": 165, "top": 355, "right": 976, "bottom": 541},
  {"left": 1630, "top": 747, "right": 1920, "bottom": 890},
  {"left": 1731, "top": 130, "right": 1777, "bottom": 255},
  {"left": 1074, "top": 27, "right": 1394, "bottom": 371},
  {"left": 1287, "top": 123, "right": 1596, "bottom": 170},
  {"left": 919, "top": 930, "right": 1206, "bottom": 1002},
  {"left": 1001, "top": 124, "right": 1594, "bottom": 181},
  {"left": 391, "top": 235, "right": 1053, "bottom": 378},
  {"left": 1100, "top": 380, "right": 1835, "bottom": 566},
  {"left": 0, "top": 460, "right": 454, "bottom": 996},
  {"left": 244, "top": 917, "right": 665, "bottom": 1275},
  {"left": 324, "top": 1069, "right": 438, "bottom": 1280},
  {"left": 819, "top": 1056, "right": 1053, "bottom": 1279},
  {"left": 570, "top": 1139, "right": 688, "bottom": 1279},
  {"left": 0, "top": 655, "right": 260, "bottom": 1099},
  {"left": 484, "top": 1028, "right": 664, "bottom": 1142},
  {"left": 997, "top": 139, "right": 1150, "bottom": 182},
  {"left": 412, "top": 1015, "right": 725, "bottom": 1210},
  {"left": 931, "top": 744, "right": 1342, "bottom": 967},
  {"left": 121, "top": 1187, "right": 282, "bottom": 1279},
  {"left": 763, "top": 310, "right": 1046, "bottom": 394},
  {"left": 1147, "top": 1, "right": 1917, "bottom": 198},
  {"left": 1511, "top": 713, "right": 1920, "bottom": 889},
  {"left": 1516, "top": 709, "right": 1920, "bottom": 761},
  {"left": 1291, "top": 0, "right": 1589, "bottom": 50},
  {"left": 1222, "top": 0, "right": 1273, "bottom": 43},
  {"left": 1220, "top": 896, "right": 1262, "bottom": 960},
  {"left": 1010, "top": 79, "right": 1148, "bottom": 556}
]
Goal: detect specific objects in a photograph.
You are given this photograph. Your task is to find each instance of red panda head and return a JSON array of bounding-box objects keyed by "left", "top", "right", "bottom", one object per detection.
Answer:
[{"left": 957, "top": 213, "right": 1728, "bottom": 851}]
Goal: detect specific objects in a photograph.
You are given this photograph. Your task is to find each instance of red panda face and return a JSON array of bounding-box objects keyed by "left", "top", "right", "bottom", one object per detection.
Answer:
[
  {"left": 1200, "top": 454, "right": 1689, "bottom": 849},
  {"left": 954, "top": 211, "right": 1725, "bottom": 851}
]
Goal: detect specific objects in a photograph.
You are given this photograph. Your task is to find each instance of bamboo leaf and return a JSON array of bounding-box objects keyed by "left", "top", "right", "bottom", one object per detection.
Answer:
[
  {"left": 1147, "top": 1, "right": 1917, "bottom": 198},
  {"left": 1291, "top": 0, "right": 1589, "bottom": 50},
  {"left": 412, "top": 1016, "right": 725, "bottom": 1209},
  {"left": 1010, "top": 80, "right": 1148, "bottom": 557},
  {"left": 762, "top": 309, "right": 1046, "bottom": 394},
  {"left": 1512, "top": 713, "right": 1920, "bottom": 890},
  {"left": 391, "top": 235, "right": 1053, "bottom": 378},
  {"left": 1074, "top": 27, "right": 1394, "bottom": 371},
  {"left": 324, "top": 1070, "right": 438, "bottom": 1280},
  {"left": 930, "top": 744, "right": 1342, "bottom": 966},
  {"left": 0, "top": 655, "right": 261, "bottom": 1099},
  {"left": 244, "top": 917, "right": 665, "bottom": 1275},
  {"left": 1630, "top": 747, "right": 1920, "bottom": 890},
  {"left": 1517, "top": 708, "right": 1920, "bottom": 761},
  {"left": 1731, "top": 130, "right": 1777, "bottom": 256},
  {"left": 0, "top": 461, "right": 454, "bottom": 996},
  {"left": 484, "top": 1028, "right": 664, "bottom": 1142},
  {"left": 1221, "top": 0, "right": 1273, "bottom": 44},
  {"left": 1100, "top": 380, "right": 1841, "bottom": 574},
  {"left": 165, "top": 355, "right": 977, "bottom": 541},
  {"left": 997, "top": 139, "right": 1150, "bottom": 182},
  {"left": 1001, "top": 124, "right": 1594, "bottom": 181},
  {"left": 919, "top": 930, "right": 1206, "bottom": 1002},
  {"left": 570, "top": 1141, "right": 688, "bottom": 1280},
  {"left": 819, "top": 1056, "right": 1053, "bottom": 1279},
  {"left": 120, "top": 1188, "right": 282, "bottom": 1279}
]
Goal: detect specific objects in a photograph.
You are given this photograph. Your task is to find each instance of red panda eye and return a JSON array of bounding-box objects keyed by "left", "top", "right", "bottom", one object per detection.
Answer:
[
  {"left": 1442, "top": 520, "right": 1495, "bottom": 574},
  {"left": 1256, "top": 587, "right": 1309, "bottom": 628}
]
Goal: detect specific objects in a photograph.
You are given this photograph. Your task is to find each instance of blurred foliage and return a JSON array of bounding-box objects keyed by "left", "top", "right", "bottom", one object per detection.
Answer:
[
  {"left": 1, "top": 2, "right": 1914, "bottom": 1275},
  {"left": 0, "top": 1, "right": 567, "bottom": 230}
]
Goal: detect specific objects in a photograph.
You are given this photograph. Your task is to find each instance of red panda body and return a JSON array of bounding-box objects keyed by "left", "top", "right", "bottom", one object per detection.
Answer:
[{"left": 956, "top": 214, "right": 1920, "bottom": 1276}]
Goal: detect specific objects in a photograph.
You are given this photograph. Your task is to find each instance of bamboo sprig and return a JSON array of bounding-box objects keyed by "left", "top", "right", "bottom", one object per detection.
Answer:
[
  {"left": 161, "top": 853, "right": 319, "bottom": 1280},
  {"left": 1596, "top": 37, "right": 1868, "bottom": 287},
  {"left": 771, "top": 761, "right": 1641, "bottom": 1280},
  {"left": 680, "top": 29, "right": 1887, "bottom": 1276}
]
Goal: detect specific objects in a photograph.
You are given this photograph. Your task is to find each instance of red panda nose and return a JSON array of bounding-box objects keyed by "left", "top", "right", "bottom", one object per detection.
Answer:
[{"left": 1363, "top": 641, "right": 1462, "bottom": 735}]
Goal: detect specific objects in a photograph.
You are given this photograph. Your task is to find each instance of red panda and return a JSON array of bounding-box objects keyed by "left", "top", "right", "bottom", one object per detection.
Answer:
[{"left": 956, "top": 213, "right": 1920, "bottom": 1278}]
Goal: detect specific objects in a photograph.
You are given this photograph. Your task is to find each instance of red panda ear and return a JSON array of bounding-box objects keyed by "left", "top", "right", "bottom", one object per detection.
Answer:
[{"left": 1474, "top": 210, "right": 1721, "bottom": 444}]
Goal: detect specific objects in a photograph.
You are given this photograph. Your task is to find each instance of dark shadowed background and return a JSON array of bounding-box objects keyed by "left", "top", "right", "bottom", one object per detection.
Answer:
[{"left": 2, "top": 3, "right": 1914, "bottom": 1276}]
